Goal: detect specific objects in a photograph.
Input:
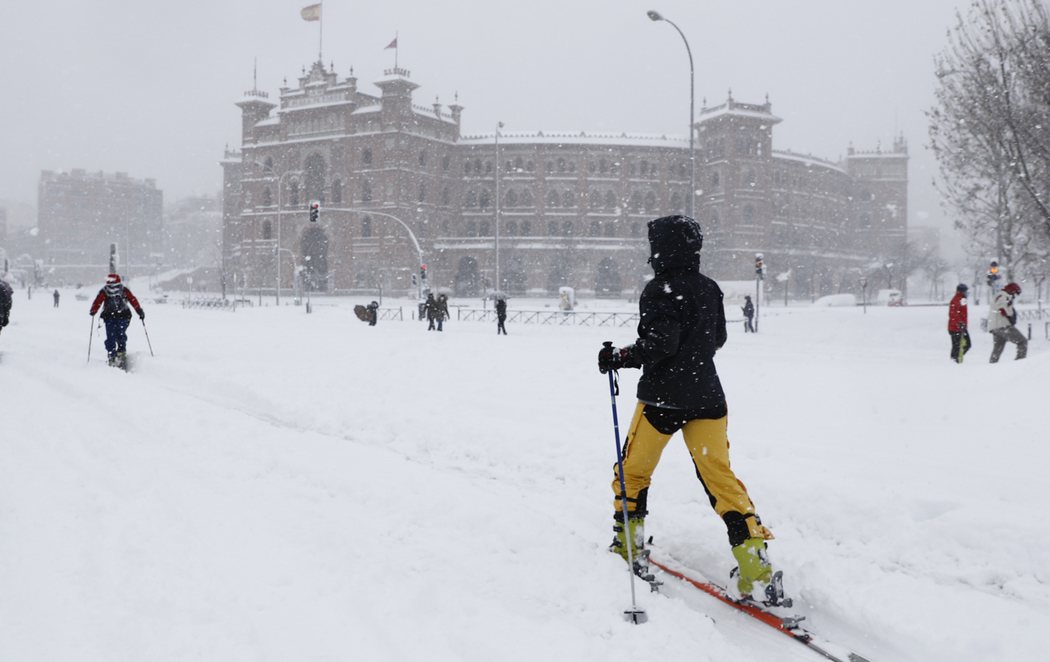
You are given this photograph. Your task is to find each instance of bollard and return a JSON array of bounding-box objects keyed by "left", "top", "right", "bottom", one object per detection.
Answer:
[{"left": 1029, "top": 322, "right": 1033, "bottom": 341}]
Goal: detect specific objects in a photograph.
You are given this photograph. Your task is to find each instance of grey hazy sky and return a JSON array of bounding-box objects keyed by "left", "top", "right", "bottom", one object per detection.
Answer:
[{"left": 0, "top": 0, "right": 968, "bottom": 249}]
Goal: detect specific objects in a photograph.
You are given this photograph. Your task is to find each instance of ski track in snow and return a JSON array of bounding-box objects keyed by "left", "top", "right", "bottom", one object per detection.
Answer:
[{"left": 2, "top": 287, "right": 1048, "bottom": 661}]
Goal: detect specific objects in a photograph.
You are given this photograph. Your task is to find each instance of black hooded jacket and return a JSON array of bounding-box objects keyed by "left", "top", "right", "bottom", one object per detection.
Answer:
[{"left": 630, "top": 216, "right": 727, "bottom": 415}]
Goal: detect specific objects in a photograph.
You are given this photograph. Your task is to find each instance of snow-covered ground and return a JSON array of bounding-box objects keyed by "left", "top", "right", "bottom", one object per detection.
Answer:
[{"left": 1, "top": 286, "right": 1047, "bottom": 662}]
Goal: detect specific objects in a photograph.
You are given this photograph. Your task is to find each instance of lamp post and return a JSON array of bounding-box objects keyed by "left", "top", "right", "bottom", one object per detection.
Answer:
[
  {"left": 253, "top": 163, "right": 303, "bottom": 305},
  {"left": 647, "top": 9, "right": 695, "bottom": 219},
  {"left": 495, "top": 121, "right": 504, "bottom": 294}
]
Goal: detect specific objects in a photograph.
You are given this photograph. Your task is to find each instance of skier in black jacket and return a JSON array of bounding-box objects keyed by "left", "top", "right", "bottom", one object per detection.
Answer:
[
  {"left": 598, "top": 215, "right": 786, "bottom": 605},
  {"left": 0, "top": 279, "right": 13, "bottom": 334}
]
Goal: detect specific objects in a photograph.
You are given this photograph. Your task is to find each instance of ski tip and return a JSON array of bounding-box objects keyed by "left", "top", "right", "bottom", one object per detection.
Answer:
[{"left": 622, "top": 608, "right": 649, "bottom": 625}]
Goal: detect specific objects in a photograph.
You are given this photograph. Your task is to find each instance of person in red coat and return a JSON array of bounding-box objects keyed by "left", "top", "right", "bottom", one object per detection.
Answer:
[
  {"left": 89, "top": 273, "right": 144, "bottom": 366},
  {"left": 948, "top": 283, "right": 970, "bottom": 363}
]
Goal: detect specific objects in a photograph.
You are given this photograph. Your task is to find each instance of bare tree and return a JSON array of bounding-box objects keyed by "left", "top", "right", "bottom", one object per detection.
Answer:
[{"left": 929, "top": 0, "right": 1050, "bottom": 280}]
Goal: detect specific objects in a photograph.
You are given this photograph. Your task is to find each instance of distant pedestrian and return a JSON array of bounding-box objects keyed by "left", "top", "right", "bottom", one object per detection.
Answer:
[
  {"left": 988, "top": 282, "right": 1026, "bottom": 363},
  {"left": 947, "top": 283, "right": 970, "bottom": 363},
  {"left": 495, "top": 297, "right": 508, "bottom": 335},
  {"left": 366, "top": 300, "right": 379, "bottom": 326},
  {"left": 425, "top": 292, "right": 437, "bottom": 331},
  {"left": 435, "top": 293, "right": 449, "bottom": 332},
  {"left": 89, "top": 273, "right": 145, "bottom": 368},
  {"left": 0, "top": 279, "right": 13, "bottom": 335},
  {"left": 742, "top": 295, "right": 755, "bottom": 333},
  {"left": 53, "top": 289, "right": 61, "bottom": 308}
]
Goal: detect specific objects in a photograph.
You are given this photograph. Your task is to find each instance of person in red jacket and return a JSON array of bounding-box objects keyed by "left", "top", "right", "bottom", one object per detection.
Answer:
[
  {"left": 89, "top": 273, "right": 144, "bottom": 366},
  {"left": 947, "top": 283, "right": 970, "bottom": 363}
]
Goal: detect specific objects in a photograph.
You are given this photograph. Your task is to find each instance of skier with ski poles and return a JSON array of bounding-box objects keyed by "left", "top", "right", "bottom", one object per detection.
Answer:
[
  {"left": 948, "top": 283, "right": 970, "bottom": 363},
  {"left": 597, "top": 215, "right": 789, "bottom": 606},
  {"left": 88, "top": 273, "right": 145, "bottom": 368}
]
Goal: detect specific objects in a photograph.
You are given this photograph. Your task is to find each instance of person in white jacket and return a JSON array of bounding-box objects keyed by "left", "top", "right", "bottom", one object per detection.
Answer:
[{"left": 988, "top": 282, "right": 1027, "bottom": 363}]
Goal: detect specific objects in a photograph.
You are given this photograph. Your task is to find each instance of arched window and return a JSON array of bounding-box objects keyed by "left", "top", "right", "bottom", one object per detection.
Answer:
[
  {"left": 485, "top": 161, "right": 493, "bottom": 174},
  {"left": 588, "top": 161, "right": 597, "bottom": 174},
  {"left": 466, "top": 190, "right": 478, "bottom": 208},
  {"left": 599, "top": 159, "right": 609, "bottom": 174},
  {"left": 644, "top": 191, "right": 657, "bottom": 212},
  {"left": 464, "top": 161, "right": 471, "bottom": 175},
  {"left": 362, "top": 217, "right": 372, "bottom": 237},
  {"left": 629, "top": 191, "right": 641, "bottom": 211},
  {"left": 547, "top": 190, "right": 559, "bottom": 207},
  {"left": 521, "top": 190, "right": 534, "bottom": 207},
  {"left": 743, "top": 205, "right": 755, "bottom": 222},
  {"left": 562, "top": 190, "right": 575, "bottom": 207},
  {"left": 262, "top": 187, "right": 272, "bottom": 207},
  {"left": 360, "top": 179, "right": 372, "bottom": 202},
  {"left": 604, "top": 222, "right": 616, "bottom": 238},
  {"left": 474, "top": 158, "right": 482, "bottom": 173},
  {"left": 526, "top": 160, "right": 535, "bottom": 172},
  {"left": 670, "top": 192, "right": 682, "bottom": 211},
  {"left": 562, "top": 221, "right": 574, "bottom": 236},
  {"left": 631, "top": 223, "right": 641, "bottom": 237},
  {"left": 466, "top": 221, "right": 478, "bottom": 237},
  {"left": 548, "top": 221, "right": 558, "bottom": 236},
  {"left": 442, "top": 186, "right": 451, "bottom": 206},
  {"left": 506, "top": 189, "right": 519, "bottom": 207},
  {"left": 442, "top": 155, "right": 451, "bottom": 171},
  {"left": 589, "top": 221, "right": 601, "bottom": 236},
  {"left": 590, "top": 190, "right": 602, "bottom": 209},
  {"left": 419, "top": 150, "right": 427, "bottom": 167},
  {"left": 331, "top": 180, "right": 343, "bottom": 205},
  {"left": 745, "top": 168, "right": 757, "bottom": 187},
  {"left": 605, "top": 191, "right": 617, "bottom": 209},
  {"left": 514, "top": 156, "right": 523, "bottom": 171},
  {"left": 479, "top": 220, "right": 491, "bottom": 236},
  {"left": 479, "top": 189, "right": 491, "bottom": 209},
  {"left": 304, "top": 153, "right": 326, "bottom": 204},
  {"left": 557, "top": 158, "right": 567, "bottom": 173},
  {"left": 418, "top": 183, "right": 426, "bottom": 203},
  {"left": 263, "top": 157, "right": 274, "bottom": 174},
  {"left": 506, "top": 220, "right": 518, "bottom": 236},
  {"left": 520, "top": 220, "right": 531, "bottom": 236},
  {"left": 711, "top": 171, "right": 720, "bottom": 187},
  {"left": 262, "top": 220, "right": 272, "bottom": 240},
  {"left": 362, "top": 147, "right": 373, "bottom": 165},
  {"left": 289, "top": 181, "right": 300, "bottom": 206}
]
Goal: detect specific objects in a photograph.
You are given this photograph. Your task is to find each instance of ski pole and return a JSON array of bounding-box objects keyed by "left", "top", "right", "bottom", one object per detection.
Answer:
[
  {"left": 87, "top": 314, "right": 96, "bottom": 363},
  {"left": 140, "top": 318, "right": 154, "bottom": 357},
  {"left": 605, "top": 343, "right": 647, "bottom": 625}
]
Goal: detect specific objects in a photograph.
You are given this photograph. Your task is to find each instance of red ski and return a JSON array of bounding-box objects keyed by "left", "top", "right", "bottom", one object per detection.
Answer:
[{"left": 649, "top": 556, "right": 872, "bottom": 662}]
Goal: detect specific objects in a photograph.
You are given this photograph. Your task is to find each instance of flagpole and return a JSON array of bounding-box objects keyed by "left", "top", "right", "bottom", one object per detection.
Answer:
[
  {"left": 395, "top": 31, "right": 399, "bottom": 68},
  {"left": 319, "top": 4, "right": 324, "bottom": 61}
]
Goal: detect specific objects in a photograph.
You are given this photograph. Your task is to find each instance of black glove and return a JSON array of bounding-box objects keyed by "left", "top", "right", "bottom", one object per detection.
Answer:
[
  {"left": 598, "top": 341, "right": 633, "bottom": 374},
  {"left": 138, "top": 310, "right": 146, "bottom": 321}
]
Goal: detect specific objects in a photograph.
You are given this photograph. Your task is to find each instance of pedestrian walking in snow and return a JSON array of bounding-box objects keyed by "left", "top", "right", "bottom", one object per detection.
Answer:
[
  {"left": 948, "top": 283, "right": 970, "bottom": 363},
  {"left": 434, "top": 293, "right": 449, "bottom": 332},
  {"left": 597, "top": 215, "right": 786, "bottom": 605},
  {"left": 53, "top": 289, "right": 60, "bottom": 308},
  {"left": 425, "top": 292, "right": 437, "bottom": 331},
  {"left": 366, "top": 300, "right": 379, "bottom": 326},
  {"left": 742, "top": 295, "right": 755, "bottom": 333},
  {"left": 88, "top": 273, "right": 145, "bottom": 368},
  {"left": 495, "top": 297, "right": 508, "bottom": 335},
  {"left": 0, "top": 279, "right": 13, "bottom": 335},
  {"left": 988, "top": 282, "right": 1026, "bottom": 363}
]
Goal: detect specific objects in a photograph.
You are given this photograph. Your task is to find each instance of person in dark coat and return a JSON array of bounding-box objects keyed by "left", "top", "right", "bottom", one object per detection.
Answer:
[
  {"left": 89, "top": 273, "right": 144, "bottom": 366},
  {"left": 742, "top": 295, "right": 755, "bottom": 333},
  {"left": 53, "top": 289, "right": 61, "bottom": 308},
  {"left": 425, "top": 292, "right": 437, "bottom": 330},
  {"left": 597, "top": 215, "right": 785, "bottom": 605},
  {"left": 947, "top": 283, "right": 970, "bottom": 363},
  {"left": 434, "top": 293, "right": 449, "bottom": 332},
  {"left": 0, "top": 279, "right": 13, "bottom": 334},
  {"left": 366, "top": 300, "right": 379, "bottom": 326},
  {"left": 495, "top": 297, "right": 508, "bottom": 335}
]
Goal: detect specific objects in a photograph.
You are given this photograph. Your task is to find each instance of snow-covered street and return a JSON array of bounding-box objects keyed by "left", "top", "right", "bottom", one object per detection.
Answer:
[{"left": 1, "top": 288, "right": 1047, "bottom": 661}]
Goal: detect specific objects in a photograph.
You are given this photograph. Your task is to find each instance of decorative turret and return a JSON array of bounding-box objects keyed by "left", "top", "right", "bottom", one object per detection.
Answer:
[
  {"left": 448, "top": 91, "right": 464, "bottom": 127},
  {"left": 235, "top": 65, "right": 276, "bottom": 144}
]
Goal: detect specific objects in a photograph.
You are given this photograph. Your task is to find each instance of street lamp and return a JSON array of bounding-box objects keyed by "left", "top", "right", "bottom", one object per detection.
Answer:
[
  {"left": 253, "top": 162, "right": 303, "bottom": 305},
  {"left": 495, "top": 121, "right": 504, "bottom": 294},
  {"left": 323, "top": 206, "right": 425, "bottom": 298},
  {"left": 647, "top": 9, "right": 695, "bottom": 219}
]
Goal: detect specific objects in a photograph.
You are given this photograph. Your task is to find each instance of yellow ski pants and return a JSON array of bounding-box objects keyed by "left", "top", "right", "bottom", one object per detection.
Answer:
[{"left": 612, "top": 403, "right": 772, "bottom": 546}]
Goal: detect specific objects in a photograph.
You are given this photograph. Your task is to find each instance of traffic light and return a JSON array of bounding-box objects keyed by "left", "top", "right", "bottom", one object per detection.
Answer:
[
  {"left": 420, "top": 264, "right": 428, "bottom": 281},
  {"left": 309, "top": 201, "right": 320, "bottom": 223},
  {"left": 754, "top": 253, "right": 766, "bottom": 280}
]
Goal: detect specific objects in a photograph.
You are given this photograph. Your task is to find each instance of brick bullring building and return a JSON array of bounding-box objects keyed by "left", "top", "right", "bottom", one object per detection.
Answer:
[{"left": 221, "top": 60, "right": 906, "bottom": 299}]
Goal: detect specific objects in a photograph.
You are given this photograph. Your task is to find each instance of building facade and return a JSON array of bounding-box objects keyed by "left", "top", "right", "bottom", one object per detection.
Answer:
[
  {"left": 222, "top": 61, "right": 907, "bottom": 300},
  {"left": 38, "top": 169, "right": 163, "bottom": 284}
]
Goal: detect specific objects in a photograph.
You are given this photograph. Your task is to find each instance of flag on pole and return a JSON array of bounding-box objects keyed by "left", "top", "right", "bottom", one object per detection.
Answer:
[
  {"left": 301, "top": 3, "right": 322, "bottom": 21},
  {"left": 385, "top": 37, "right": 398, "bottom": 49}
]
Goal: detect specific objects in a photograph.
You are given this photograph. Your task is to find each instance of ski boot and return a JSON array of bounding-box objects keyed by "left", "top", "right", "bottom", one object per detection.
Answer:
[
  {"left": 115, "top": 351, "right": 127, "bottom": 370},
  {"left": 609, "top": 516, "right": 656, "bottom": 584},
  {"left": 730, "top": 537, "right": 792, "bottom": 607},
  {"left": 107, "top": 352, "right": 118, "bottom": 367}
]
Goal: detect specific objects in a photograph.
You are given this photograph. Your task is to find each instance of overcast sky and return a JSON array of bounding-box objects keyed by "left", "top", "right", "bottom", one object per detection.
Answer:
[{"left": 0, "top": 0, "right": 969, "bottom": 251}]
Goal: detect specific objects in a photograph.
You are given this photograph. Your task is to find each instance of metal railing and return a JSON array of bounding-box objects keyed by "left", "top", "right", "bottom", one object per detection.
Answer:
[
  {"left": 181, "top": 297, "right": 238, "bottom": 311},
  {"left": 456, "top": 308, "right": 639, "bottom": 327}
]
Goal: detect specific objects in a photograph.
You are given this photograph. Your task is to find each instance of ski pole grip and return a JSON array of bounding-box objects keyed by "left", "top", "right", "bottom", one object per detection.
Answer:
[{"left": 603, "top": 341, "right": 613, "bottom": 348}]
